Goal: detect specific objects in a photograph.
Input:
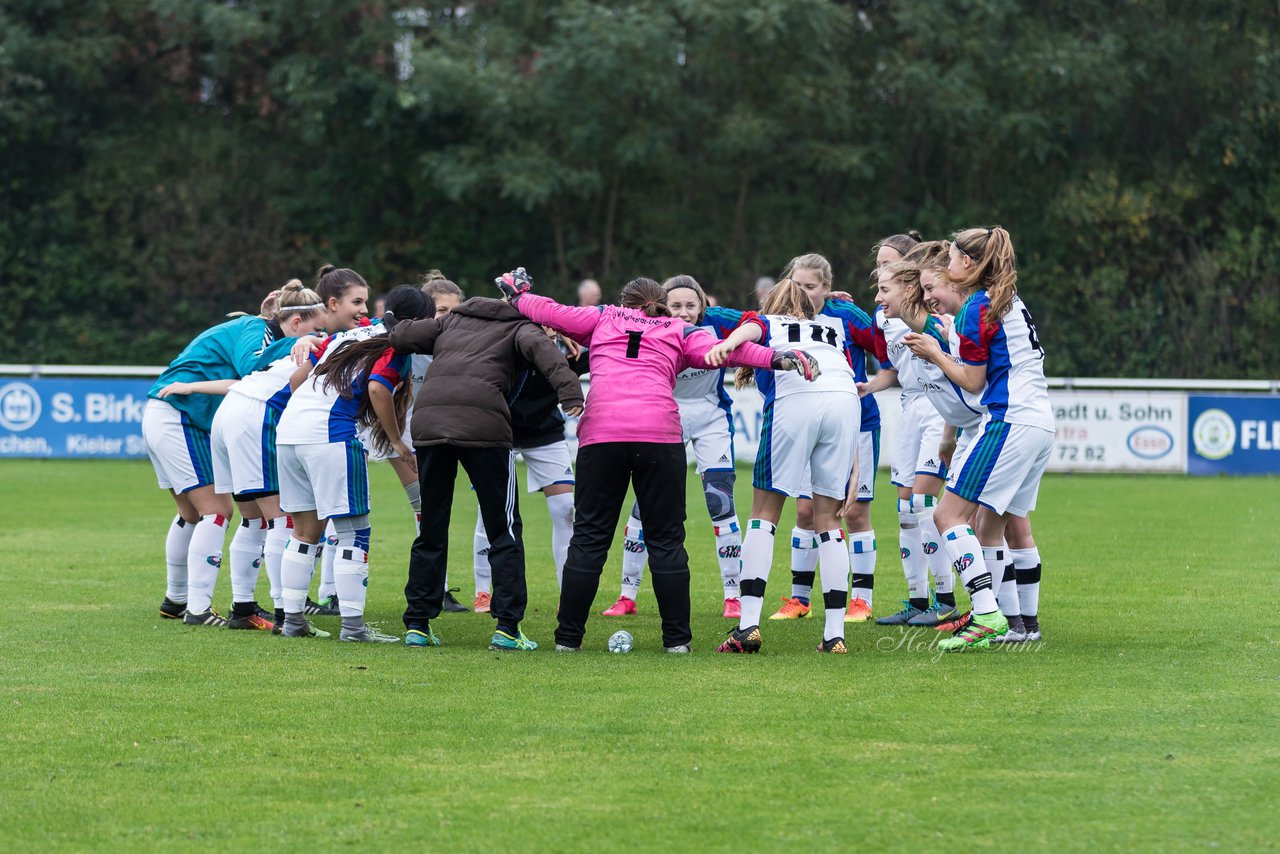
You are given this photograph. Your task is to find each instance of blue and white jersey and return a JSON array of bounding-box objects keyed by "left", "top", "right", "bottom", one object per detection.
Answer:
[
  {"left": 916, "top": 315, "right": 986, "bottom": 431},
  {"left": 955, "top": 292, "right": 1052, "bottom": 430},
  {"left": 276, "top": 325, "right": 410, "bottom": 445},
  {"left": 673, "top": 306, "right": 742, "bottom": 415},
  {"left": 228, "top": 356, "right": 300, "bottom": 415},
  {"left": 820, "top": 298, "right": 881, "bottom": 432},
  {"left": 873, "top": 306, "right": 933, "bottom": 402},
  {"left": 148, "top": 316, "right": 295, "bottom": 432},
  {"left": 747, "top": 313, "right": 857, "bottom": 405}
]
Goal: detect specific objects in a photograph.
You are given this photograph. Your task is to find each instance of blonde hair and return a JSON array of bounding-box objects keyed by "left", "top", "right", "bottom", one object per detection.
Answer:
[
  {"left": 662, "top": 274, "right": 707, "bottom": 324},
  {"left": 228, "top": 279, "right": 322, "bottom": 322},
  {"left": 899, "top": 241, "right": 951, "bottom": 316},
  {"left": 780, "top": 253, "right": 833, "bottom": 288},
  {"left": 735, "top": 278, "right": 813, "bottom": 388},
  {"left": 951, "top": 226, "right": 1018, "bottom": 319}
]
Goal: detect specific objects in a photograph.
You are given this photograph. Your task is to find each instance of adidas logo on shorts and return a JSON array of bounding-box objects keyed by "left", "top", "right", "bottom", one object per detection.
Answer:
[
  {"left": 563, "top": 467, "right": 573, "bottom": 475},
  {"left": 718, "top": 454, "right": 730, "bottom": 463}
]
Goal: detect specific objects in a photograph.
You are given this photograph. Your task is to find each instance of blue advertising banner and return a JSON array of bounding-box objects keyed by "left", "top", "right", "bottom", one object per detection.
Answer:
[
  {"left": 1188, "top": 394, "right": 1280, "bottom": 475},
  {"left": 0, "top": 378, "right": 153, "bottom": 459}
]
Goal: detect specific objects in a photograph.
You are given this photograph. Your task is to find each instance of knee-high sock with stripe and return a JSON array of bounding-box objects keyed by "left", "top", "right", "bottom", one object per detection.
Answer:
[
  {"left": 817, "top": 530, "right": 849, "bottom": 641},
  {"left": 164, "top": 515, "right": 194, "bottom": 604},
  {"left": 897, "top": 499, "right": 929, "bottom": 609},
  {"left": 620, "top": 504, "right": 645, "bottom": 600},
  {"left": 281, "top": 537, "right": 318, "bottom": 625},
  {"left": 738, "top": 519, "right": 777, "bottom": 629},
  {"left": 715, "top": 518, "right": 742, "bottom": 599},
  {"left": 229, "top": 516, "right": 269, "bottom": 605},
  {"left": 911, "top": 494, "right": 954, "bottom": 604},
  {"left": 1011, "top": 546, "right": 1041, "bottom": 628},
  {"left": 789, "top": 528, "right": 817, "bottom": 602},
  {"left": 848, "top": 530, "right": 876, "bottom": 607},
  {"left": 941, "top": 525, "right": 998, "bottom": 614},
  {"left": 994, "top": 540, "right": 1021, "bottom": 630},
  {"left": 317, "top": 520, "right": 338, "bottom": 600},
  {"left": 263, "top": 516, "right": 291, "bottom": 609},
  {"left": 186, "top": 513, "right": 229, "bottom": 615},
  {"left": 473, "top": 510, "right": 492, "bottom": 596},
  {"left": 333, "top": 525, "right": 371, "bottom": 624},
  {"left": 546, "top": 492, "right": 575, "bottom": 588}
]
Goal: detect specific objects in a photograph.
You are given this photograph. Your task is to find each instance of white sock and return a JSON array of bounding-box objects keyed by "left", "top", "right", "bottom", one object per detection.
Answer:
[
  {"left": 940, "top": 524, "right": 997, "bottom": 613},
  {"left": 714, "top": 517, "right": 742, "bottom": 599},
  {"left": 281, "top": 537, "right": 318, "bottom": 615},
  {"left": 790, "top": 528, "right": 817, "bottom": 601},
  {"left": 546, "top": 492, "right": 574, "bottom": 589},
  {"left": 164, "top": 515, "right": 194, "bottom": 603},
  {"left": 185, "top": 513, "right": 229, "bottom": 614},
  {"left": 317, "top": 520, "right": 337, "bottom": 600},
  {"left": 897, "top": 499, "right": 929, "bottom": 603},
  {"left": 473, "top": 510, "right": 492, "bottom": 596},
  {"left": 229, "top": 516, "right": 268, "bottom": 604},
  {"left": 738, "top": 519, "right": 777, "bottom": 629},
  {"left": 1011, "top": 546, "right": 1042, "bottom": 619},
  {"left": 403, "top": 481, "right": 421, "bottom": 512},
  {"left": 334, "top": 528, "right": 370, "bottom": 618},
  {"left": 620, "top": 505, "right": 645, "bottom": 600},
  {"left": 995, "top": 540, "right": 1019, "bottom": 619},
  {"left": 817, "top": 529, "right": 849, "bottom": 641},
  {"left": 848, "top": 530, "right": 876, "bottom": 607},
  {"left": 264, "top": 516, "right": 291, "bottom": 609},
  {"left": 912, "top": 495, "right": 953, "bottom": 595}
]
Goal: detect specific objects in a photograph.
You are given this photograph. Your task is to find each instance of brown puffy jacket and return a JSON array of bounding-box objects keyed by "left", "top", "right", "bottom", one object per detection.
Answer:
[{"left": 387, "top": 297, "right": 584, "bottom": 448}]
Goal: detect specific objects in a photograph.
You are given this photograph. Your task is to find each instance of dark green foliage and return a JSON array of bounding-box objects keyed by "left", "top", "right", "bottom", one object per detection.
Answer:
[{"left": 2, "top": 0, "right": 1277, "bottom": 375}]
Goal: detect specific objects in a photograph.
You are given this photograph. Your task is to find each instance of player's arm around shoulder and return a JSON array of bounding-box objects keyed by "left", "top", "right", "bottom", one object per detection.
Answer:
[{"left": 515, "top": 322, "right": 585, "bottom": 414}]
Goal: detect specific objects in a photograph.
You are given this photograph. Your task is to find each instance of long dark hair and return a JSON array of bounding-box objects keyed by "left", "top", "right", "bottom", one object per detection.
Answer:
[{"left": 312, "top": 285, "right": 431, "bottom": 456}]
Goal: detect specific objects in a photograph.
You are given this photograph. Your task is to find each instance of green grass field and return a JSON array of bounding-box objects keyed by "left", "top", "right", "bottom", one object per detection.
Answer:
[{"left": 1, "top": 460, "right": 1277, "bottom": 850}]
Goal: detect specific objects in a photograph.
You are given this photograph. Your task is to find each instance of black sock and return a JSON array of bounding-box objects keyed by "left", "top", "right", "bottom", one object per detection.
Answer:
[
  {"left": 910, "top": 597, "right": 929, "bottom": 612},
  {"left": 1023, "top": 614, "right": 1039, "bottom": 632},
  {"left": 274, "top": 608, "right": 285, "bottom": 626},
  {"left": 232, "top": 601, "right": 255, "bottom": 618},
  {"left": 937, "top": 591, "right": 956, "bottom": 607}
]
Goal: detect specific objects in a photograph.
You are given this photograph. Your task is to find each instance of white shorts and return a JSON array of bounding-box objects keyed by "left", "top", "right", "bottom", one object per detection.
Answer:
[
  {"left": 948, "top": 420, "right": 1053, "bottom": 517},
  {"left": 854, "top": 428, "right": 880, "bottom": 503},
  {"left": 361, "top": 412, "right": 413, "bottom": 463},
  {"left": 755, "top": 392, "right": 859, "bottom": 500},
  {"left": 891, "top": 395, "right": 947, "bottom": 488},
  {"left": 945, "top": 426, "right": 978, "bottom": 491},
  {"left": 518, "top": 441, "right": 575, "bottom": 492},
  {"left": 278, "top": 440, "right": 371, "bottom": 520},
  {"left": 211, "top": 395, "right": 279, "bottom": 495},
  {"left": 680, "top": 402, "right": 734, "bottom": 472},
  {"left": 141, "top": 399, "right": 215, "bottom": 493}
]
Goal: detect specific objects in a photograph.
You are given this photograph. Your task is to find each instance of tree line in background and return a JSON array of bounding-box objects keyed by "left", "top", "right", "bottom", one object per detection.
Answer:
[{"left": 3, "top": 0, "right": 1278, "bottom": 376}]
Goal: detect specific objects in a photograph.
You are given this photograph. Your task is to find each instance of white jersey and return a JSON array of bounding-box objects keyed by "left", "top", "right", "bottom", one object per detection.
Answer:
[
  {"left": 277, "top": 324, "right": 409, "bottom": 446},
  {"left": 874, "top": 307, "right": 930, "bottom": 402},
  {"left": 754, "top": 314, "right": 856, "bottom": 403},
  {"left": 227, "top": 356, "right": 297, "bottom": 411},
  {"left": 954, "top": 292, "right": 1053, "bottom": 431}
]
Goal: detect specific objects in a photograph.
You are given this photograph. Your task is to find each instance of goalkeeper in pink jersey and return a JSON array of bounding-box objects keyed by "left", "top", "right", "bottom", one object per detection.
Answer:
[{"left": 496, "top": 269, "right": 820, "bottom": 652}]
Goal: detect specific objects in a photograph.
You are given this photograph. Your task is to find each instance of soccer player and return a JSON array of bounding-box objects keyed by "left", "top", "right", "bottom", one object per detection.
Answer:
[
  {"left": 157, "top": 281, "right": 330, "bottom": 631},
  {"left": 903, "top": 226, "right": 1053, "bottom": 650},
  {"left": 501, "top": 270, "right": 817, "bottom": 653},
  {"left": 144, "top": 284, "right": 318, "bottom": 626},
  {"left": 274, "top": 280, "right": 428, "bottom": 643},
  {"left": 857, "top": 236, "right": 959, "bottom": 626},
  {"left": 710, "top": 279, "right": 861, "bottom": 654},
  {"left": 606, "top": 274, "right": 746, "bottom": 620},
  {"left": 768, "top": 254, "right": 881, "bottom": 626}
]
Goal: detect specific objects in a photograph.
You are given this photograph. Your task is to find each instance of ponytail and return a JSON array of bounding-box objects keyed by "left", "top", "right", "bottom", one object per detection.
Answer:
[
  {"left": 951, "top": 226, "right": 1018, "bottom": 319},
  {"left": 620, "top": 277, "right": 671, "bottom": 317}
]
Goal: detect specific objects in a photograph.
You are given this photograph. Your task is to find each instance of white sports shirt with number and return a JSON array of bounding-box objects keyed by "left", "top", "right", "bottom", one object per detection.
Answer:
[
  {"left": 954, "top": 292, "right": 1053, "bottom": 430},
  {"left": 875, "top": 307, "right": 934, "bottom": 401},
  {"left": 749, "top": 313, "right": 857, "bottom": 404}
]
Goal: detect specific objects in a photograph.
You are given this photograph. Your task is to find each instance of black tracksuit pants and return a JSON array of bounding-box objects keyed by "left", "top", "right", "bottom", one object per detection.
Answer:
[
  {"left": 557, "top": 441, "right": 690, "bottom": 648},
  {"left": 404, "top": 445, "right": 526, "bottom": 632}
]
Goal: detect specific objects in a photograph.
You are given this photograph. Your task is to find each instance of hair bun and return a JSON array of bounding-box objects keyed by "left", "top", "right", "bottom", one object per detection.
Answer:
[
  {"left": 317, "top": 264, "right": 336, "bottom": 277},
  {"left": 907, "top": 230, "right": 924, "bottom": 242},
  {"left": 281, "top": 279, "right": 304, "bottom": 292},
  {"left": 421, "top": 269, "right": 446, "bottom": 284}
]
